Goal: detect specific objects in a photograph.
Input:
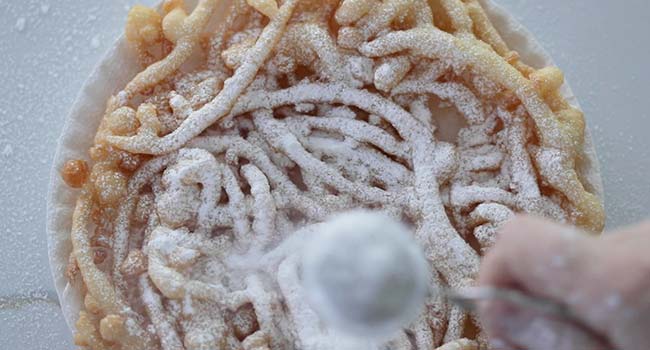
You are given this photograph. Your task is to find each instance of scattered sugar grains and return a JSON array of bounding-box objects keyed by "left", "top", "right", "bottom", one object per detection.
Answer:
[
  {"left": 550, "top": 254, "right": 567, "bottom": 268},
  {"left": 2, "top": 144, "right": 13, "bottom": 157},
  {"left": 0, "top": 0, "right": 138, "bottom": 347},
  {"left": 15, "top": 17, "right": 26, "bottom": 32},
  {"left": 604, "top": 294, "right": 622, "bottom": 310},
  {"left": 0, "top": 303, "right": 72, "bottom": 349},
  {"left": 91, "top": 35, "right": 101, "bottom": 49}
]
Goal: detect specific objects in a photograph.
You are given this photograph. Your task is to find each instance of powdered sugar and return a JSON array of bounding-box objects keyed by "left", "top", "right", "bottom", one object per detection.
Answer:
[
  {"left": 15, "top": 17, "right": 26, "bottom": 32},
  {"left": 48, "top": 0, "right": 602, "bottom": 349},
  {"left": 550, "top": 254, "right": 567, "bottom": 268},
  {"left": 2, "top": 144, "right": 13, "bottom": 157},
  {"left": 90, "top": 35, "right": 100, "bottom": 48},
  {"left": 302, "top": 211, "right": 429, "bottom": 338},
  {"left": 604, "top": 294, "right": 622, "bottom": 309}
]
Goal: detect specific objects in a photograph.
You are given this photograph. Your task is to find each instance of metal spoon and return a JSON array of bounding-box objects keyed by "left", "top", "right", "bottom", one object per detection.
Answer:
[
  {"left": 439, "top": 286, "right": 571, "bottom": 318},
  {"left": 438, "top": 286, "right": 612, "bottom": 348}
]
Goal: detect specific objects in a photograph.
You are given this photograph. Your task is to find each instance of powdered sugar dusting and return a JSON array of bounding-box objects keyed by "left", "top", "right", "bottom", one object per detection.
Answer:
[
  {"left": 2, "top": 144, "right": 13, "bottom": 157},
  {"left": 90, "top": 35, "right": 100, "bottom": 49},
  {"left": 48, "top": 0, "right": 600, "bottom": 349},
  {"left": 15, "top": 17, "right": 26, "bottom": 32}
]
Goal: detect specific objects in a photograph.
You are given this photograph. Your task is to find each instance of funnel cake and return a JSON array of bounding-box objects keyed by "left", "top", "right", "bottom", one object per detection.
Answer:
[{"left": 49, "top": 0, "right": 604, "bottom": 349}]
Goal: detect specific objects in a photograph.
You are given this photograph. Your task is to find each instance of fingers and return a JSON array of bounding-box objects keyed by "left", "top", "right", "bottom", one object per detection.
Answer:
[
  {"left": 477, "top": 215, "right": 608, "bottom": 347},
  {"left": 482, "top": 300, "right": 609, "bottom": 350},
  {"left": 479, "top": 216, "right": 650, "bottom": 350},
  {"left": 588, "top": 222, "right": 650, "bottom": 350},
  {"left": 479, "top": 215, "right": 596, "bottom": 301}
]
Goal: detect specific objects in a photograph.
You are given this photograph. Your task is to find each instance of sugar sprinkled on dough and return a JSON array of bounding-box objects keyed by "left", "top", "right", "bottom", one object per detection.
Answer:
[{"left": 50, "top": 0, "right": 604, "bottom": 349}]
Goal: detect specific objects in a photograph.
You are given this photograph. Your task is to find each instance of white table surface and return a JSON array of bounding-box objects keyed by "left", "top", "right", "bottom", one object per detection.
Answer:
[{"left": 0, "top": 0, "right": 648, "bottom": 348}]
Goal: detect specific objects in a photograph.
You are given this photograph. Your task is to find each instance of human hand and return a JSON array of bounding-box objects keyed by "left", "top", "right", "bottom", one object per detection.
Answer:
[{"left": 478, "top": 216, "right": 650, "bottom": 350}]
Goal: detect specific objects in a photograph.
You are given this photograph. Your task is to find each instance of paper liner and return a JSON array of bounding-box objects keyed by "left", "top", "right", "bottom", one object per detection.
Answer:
[
  {"left": 46, "top": 0, "right": 605, "bottom": 335},
  {"left": 479, "top": 0, "right": 604, "bottom": 200}
]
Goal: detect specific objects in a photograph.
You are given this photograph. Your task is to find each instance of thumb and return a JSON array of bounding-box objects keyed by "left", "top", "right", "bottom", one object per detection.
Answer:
[
  {"left": 479, "top": 215, "right": 598, "bottom": 304},
  {"left": 478, "top": 215, "right": 611, "bottom": 346}
]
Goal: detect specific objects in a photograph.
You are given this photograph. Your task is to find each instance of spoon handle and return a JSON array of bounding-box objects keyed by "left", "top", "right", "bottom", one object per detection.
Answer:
[
  {"left": 443, "top": 286, "right": 570, "bottom": 319},
  {"left": 442, "top": 286, "right": 612, "bottom": 348}
]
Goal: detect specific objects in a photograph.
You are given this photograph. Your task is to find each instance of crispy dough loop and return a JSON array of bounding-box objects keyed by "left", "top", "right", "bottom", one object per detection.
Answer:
[
  {"left": 108, "top": 0, "right": 300, "bottom": 155},
  {"left": 247, "top": 0, "right": 279, "bottom": 18},
  {"left": 360, "top": 28, "right": 603, "bottom": 230},
  {"left": 71, "top": 188, "right": 157, "bottom": 349},
  {"left": 122, "top": 0, "right": 220, "bottom": 102},
  {"left": 436, "top": 0, "right": 473, "bottom": 35}
]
